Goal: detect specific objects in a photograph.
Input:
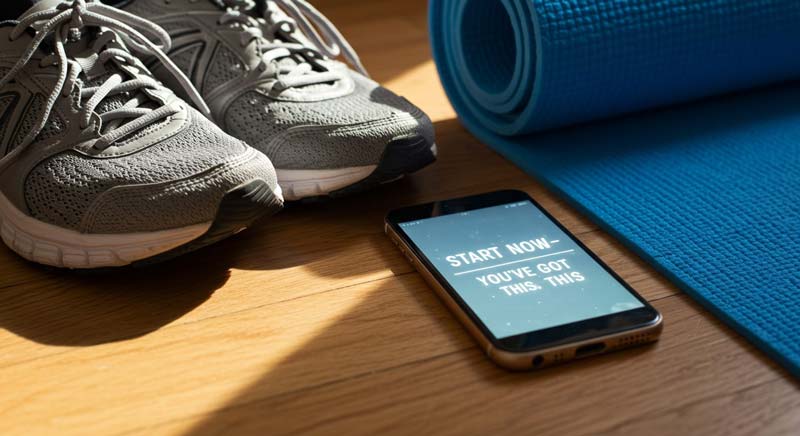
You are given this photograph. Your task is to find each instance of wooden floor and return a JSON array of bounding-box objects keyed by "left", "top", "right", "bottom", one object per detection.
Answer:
[{"left": 2, "top": 0, "right": 799, "bottom": 434}]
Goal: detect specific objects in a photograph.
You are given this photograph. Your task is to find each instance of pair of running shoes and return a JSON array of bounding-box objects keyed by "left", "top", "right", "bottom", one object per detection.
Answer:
[{"left": 0, "top": 0, "right": 436, "bottom": 269}]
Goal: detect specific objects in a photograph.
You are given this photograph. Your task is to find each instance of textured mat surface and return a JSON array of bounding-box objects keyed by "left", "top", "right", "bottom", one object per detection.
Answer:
[{"left": 430, "top": 0, "right": 800, "bottom": 377}]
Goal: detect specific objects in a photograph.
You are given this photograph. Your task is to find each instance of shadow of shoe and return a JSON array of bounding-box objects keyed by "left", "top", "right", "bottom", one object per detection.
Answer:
[{"left": 0, "top": 253, "right": 230, "bottom": 347}]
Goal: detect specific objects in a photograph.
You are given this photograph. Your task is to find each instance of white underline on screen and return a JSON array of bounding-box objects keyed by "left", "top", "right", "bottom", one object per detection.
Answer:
[{"left": 452, "top": 249, "right": 576, "bottom": 276}]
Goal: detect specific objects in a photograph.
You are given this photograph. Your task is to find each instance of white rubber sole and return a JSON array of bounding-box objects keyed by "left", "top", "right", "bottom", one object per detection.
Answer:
[
  {"left": 0, "top": 191, "right": 211, "bottom": 269},
  {"left": 277, "top": 165, "right": 377, "bottom": 200}
]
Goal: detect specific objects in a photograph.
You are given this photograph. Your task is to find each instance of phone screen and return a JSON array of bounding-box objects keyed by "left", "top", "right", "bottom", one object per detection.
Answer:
[{"left": 397, "top": 200, "right": 645, "bottom": 339}]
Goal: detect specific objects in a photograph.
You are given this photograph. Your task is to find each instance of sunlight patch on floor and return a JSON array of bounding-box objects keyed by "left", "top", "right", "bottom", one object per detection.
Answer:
[
  {"left": 158, "top": 278, "right": 389, "bottom": 435},
  {"left": 384, "top": 60, "right": 457, "bottom": 123}
]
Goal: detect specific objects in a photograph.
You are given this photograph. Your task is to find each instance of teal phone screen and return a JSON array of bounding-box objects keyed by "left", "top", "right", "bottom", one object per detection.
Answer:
[{"left": 398, "top": 201, "right": 644, "bottom": 339}]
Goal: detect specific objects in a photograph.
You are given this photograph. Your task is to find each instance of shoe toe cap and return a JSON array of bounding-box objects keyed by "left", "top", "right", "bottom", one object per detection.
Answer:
[
  {"left": 224, "top": 74, "right": 436, "bottom": 170},
  {"left": 268, "top": 109, "right": 434, "bottom": 170},
  {"left": 24, "top": 111, "right": 280, "bottom": 234},
  {"left": 78, "top": 147, "right": 279, "bottom": 234}
]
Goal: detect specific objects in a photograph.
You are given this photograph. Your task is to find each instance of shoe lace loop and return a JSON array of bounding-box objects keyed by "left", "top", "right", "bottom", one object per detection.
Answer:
[
  {"left": 0, "top": 0, "right": 211, "bottom": 153},
  {"left": 220, "top": 0, "right": 368, "bottom": 90},
  {"left": 269, "top": 0, "right": 367, "bottom": 76}
]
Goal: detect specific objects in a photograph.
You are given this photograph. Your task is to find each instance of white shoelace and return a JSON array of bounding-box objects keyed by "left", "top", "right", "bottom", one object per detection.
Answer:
[
  {"left": 219, "top": 0, "right": 368, "bottom": 90},
  {"left": 0, "top": 0, "right": 211, "bottom": 154}
]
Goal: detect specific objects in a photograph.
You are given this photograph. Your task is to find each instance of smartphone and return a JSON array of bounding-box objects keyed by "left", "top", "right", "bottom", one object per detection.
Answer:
[{"left": 385, "top": 190, "right": 662, "bottom": 370}]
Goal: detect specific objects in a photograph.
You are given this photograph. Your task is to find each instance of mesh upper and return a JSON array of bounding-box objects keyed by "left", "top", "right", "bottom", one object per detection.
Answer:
[
  {"left": 170, "top": 42, "right": 204, "bottom": 77},
  {"left": 24, "top": 109, "right": 274, "bottom": 233},
  {"left": 224, "top": 73, "right": 432, "bottom": 169},
  {"left": 0, "top": 93, "right": 17, "bottom": 152},
  {"left": 0, "top": 94, "right": 15, "bottom": 119},
  {"left": 155, "top": 21, "right": 197, "bottom": 35},
  {"left": 270, "top": 75, "right": 409, "bottom": 126},
  {"left": 121, "top": 0, "right": 219, "bottom": 17},
  {"left": 204, "top": 45, "right": 242, "bottom": 94},
  {"left": 36, "top": 110, "right": 65, "bottom": 142},
  {"left": 11, "top": 94, "right": 44, "bottom": 148},
  {"left": 83, "top": 148, "right": 276, "bottom": 233}
]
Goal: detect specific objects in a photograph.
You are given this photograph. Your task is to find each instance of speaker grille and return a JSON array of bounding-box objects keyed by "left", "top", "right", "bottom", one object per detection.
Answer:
[{"left": 615, "top": 333, "right": 654, "bottom": 348}]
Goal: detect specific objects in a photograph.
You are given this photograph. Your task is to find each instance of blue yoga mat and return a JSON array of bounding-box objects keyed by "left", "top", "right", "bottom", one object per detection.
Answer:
[{"left": 430, "top": 0, "right": 800, "bottom": 377}]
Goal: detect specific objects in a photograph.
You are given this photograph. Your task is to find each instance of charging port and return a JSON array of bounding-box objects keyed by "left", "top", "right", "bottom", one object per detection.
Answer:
[{"left": 575, "top": 342, "right": 606, "bottom": 358}]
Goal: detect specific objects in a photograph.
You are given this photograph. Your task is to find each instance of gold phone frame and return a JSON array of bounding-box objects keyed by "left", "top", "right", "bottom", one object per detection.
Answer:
[{"left": 386, "top": 223, "right": 662, "bottom": 371}]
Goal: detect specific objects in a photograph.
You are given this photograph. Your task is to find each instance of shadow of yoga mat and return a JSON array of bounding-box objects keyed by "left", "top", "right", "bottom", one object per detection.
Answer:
[{"left": 430, "top": 0, "right": 800, "bottom": 377}]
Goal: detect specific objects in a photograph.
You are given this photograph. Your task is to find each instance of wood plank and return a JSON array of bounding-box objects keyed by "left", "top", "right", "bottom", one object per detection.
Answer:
[
  {"left": 117, "top": 294, "right": 795, "bottom": 436},
  {"left": 0, "top": 265, "right": 790, "bottom": 434},
  {"left": 594, "top": 376, "right": 800, "bottom": 436}
]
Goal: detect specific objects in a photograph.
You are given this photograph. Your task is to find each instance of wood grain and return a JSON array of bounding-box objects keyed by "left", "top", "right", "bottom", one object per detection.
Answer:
[{"left": 0, "top": 0, "right": 797, "bottom": 434}]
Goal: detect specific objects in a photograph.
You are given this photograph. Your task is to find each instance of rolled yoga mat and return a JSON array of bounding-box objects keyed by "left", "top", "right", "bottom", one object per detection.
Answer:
[{"left": 430, "top": 0, "right": 800, "bottom": 377}]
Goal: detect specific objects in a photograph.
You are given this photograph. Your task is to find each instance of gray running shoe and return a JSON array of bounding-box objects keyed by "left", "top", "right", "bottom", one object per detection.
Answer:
[
  {"left": 120, "top": 0, "right": 437, "bottom": 200},
  {"left": 0, "top": 0, "right": 283, "bottom": 269}
]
